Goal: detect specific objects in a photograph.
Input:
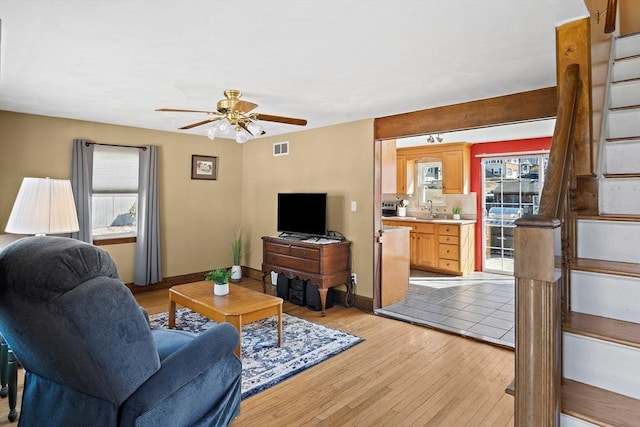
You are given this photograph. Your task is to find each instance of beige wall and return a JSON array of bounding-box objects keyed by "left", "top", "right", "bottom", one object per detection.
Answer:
[
  {"left": 241, "top": 119, "right": 375, "bottom": 298},
  {"left": 0, "top": 111, "right": 243, "bottom": 283},
  {"left": 0, "top": 111, "right": 376, "bottom": 299}
]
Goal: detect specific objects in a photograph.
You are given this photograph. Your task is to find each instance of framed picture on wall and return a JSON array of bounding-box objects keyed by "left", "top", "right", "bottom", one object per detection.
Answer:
[{"left": 191, "top": 155, "right": 218, "bottom": 180}]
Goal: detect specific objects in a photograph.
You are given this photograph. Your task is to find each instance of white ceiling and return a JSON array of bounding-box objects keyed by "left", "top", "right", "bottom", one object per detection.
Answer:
[{"left": 0, "top": 1, "right": 588, "bottom": 140}]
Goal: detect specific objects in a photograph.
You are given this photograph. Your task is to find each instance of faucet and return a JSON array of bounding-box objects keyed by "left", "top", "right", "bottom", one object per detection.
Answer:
[{"left": 426, "top": 200, "right": 436, "bottom": 218}]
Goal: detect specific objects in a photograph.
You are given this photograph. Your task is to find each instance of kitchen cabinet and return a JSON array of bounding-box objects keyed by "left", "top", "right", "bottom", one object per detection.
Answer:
[
  {"left": 395, "top": 155, "right": 415, "bottom": 195},
  {"left": 396, "top": 155, "right": 406, "bottom": 194},
  {"left": 397, "top": 142, "right": 471, "bottom": 194},
  {"left": 441, "top": 149, "right": 465, "bottom": 194},
  {"left": 384, "top": 220, "right": 437, "bottom": 269},
  {"left": 381, "top": 226, "right": 410, "bottom": 307},
  {"left": 383, "top": 219, "right": 476, "bottom": 275},
  {"left": 381, "top": 139, "right": 397, "bottom": 194}
]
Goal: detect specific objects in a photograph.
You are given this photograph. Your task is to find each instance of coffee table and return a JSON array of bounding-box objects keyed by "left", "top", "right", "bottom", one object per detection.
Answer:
[{"left": 168, "top": 281, "right": 283, "bottom": 358}]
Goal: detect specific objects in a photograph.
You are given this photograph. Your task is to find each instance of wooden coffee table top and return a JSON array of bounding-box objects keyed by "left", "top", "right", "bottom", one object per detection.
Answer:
[{"left": 169, "top": 281, "right": 283, "bottom": 315}]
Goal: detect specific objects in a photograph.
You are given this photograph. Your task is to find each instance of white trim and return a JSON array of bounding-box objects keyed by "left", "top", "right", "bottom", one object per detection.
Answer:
[{"left": 475, "top": 149, "right": 549, "bottom": 158}]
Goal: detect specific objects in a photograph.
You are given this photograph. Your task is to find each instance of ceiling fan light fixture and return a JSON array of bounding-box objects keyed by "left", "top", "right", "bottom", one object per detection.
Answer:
[
  {"left": 246, "top": 121, "right": 263, "bottom": 137},
  {"left": 206, "top": 126, "right": 217, "bottom": 140},
  {"left": 235, "top": 127, "right": 250, "bottom": 144},
  {"left": 218, "top": 118, "right": 231, "bottom": 133}
]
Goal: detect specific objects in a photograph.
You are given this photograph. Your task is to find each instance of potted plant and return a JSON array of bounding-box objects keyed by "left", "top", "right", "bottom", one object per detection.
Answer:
[
  {"left": 205, "top": 268, "right": 231, "bottom": 295},
  {"left": 452, "top": 206, "right": 462, "bottom": 220},
  {"left": 230, "top": 229, "right": 242, "bottom": 283}
]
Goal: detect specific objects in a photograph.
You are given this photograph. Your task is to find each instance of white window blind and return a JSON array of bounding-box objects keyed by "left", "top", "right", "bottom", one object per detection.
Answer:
[
  {"left": 92, "top": 145, "right": 139, "bottom": 239},
  {"left": 93, "top": 145, "right": 139, "bottom": 193}
]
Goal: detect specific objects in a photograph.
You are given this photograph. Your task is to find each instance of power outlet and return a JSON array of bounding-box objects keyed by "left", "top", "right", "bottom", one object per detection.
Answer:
[{"left": 351, "top": 273, "right": 357, "bottom": 284}]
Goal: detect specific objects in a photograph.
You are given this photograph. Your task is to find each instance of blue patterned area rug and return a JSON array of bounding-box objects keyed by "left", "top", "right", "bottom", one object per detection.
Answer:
[{"left": 149, "top": 308, "right": 363, "bottom": 399}]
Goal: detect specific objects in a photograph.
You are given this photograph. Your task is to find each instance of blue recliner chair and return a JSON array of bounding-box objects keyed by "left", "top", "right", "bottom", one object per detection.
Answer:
[{"left": 0, "top": 236, "right": 242, "bottom": 426}]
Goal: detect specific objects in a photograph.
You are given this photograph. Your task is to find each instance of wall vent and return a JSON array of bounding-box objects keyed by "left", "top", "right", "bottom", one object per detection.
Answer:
[{"left": 273, "top": 141, "right": 289, "bottom": 156}]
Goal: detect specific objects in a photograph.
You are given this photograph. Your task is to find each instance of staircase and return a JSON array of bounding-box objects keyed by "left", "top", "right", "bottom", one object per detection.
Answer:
[{"left": 560, "top": 32, "right": 640, "bottom": 427}]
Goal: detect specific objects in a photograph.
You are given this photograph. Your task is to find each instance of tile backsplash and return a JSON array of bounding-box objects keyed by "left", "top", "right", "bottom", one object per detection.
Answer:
[{"left": 384, "top": 192, "right": 478, "bottom": 219}]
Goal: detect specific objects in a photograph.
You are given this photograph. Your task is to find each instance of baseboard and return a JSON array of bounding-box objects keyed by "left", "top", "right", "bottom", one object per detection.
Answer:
[{"left": 125, "top": 271, "right": 209, "bottom": 294}]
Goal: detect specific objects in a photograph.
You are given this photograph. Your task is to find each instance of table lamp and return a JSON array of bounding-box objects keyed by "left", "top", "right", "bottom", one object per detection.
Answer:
[{"left": 5, "top": 177, "right": 80, "bottom": 235}]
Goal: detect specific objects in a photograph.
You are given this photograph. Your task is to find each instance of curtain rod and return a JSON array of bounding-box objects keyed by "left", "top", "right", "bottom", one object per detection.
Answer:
[{"left": 84, "top": 141, "right": 147, "bottom": 151}]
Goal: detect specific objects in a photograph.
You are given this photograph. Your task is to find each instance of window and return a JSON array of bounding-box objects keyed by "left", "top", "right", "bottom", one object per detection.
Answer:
[
  {"left": 418, "top": 161, "right": 444, "bottom": 205},
  {"left": 91, "top": 145, "right": 139, "bottom": 240}
]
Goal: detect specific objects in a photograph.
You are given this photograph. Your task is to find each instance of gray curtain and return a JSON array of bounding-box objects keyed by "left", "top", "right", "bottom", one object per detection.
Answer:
[
  {"left": 70, "top": 139, "right": 94, "bottom": 243},
  {"left": 134, "top": 145, "right": 162, "bottom": 285}
]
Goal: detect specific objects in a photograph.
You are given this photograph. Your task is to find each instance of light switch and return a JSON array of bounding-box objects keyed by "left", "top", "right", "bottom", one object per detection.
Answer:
[{"left": 351, "top": 201, "right": 357, "bottom": 212}]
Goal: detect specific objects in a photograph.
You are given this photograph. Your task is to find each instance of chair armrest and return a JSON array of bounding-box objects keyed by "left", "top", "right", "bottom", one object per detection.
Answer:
[{"left": 120, "top": 323, "right": 240, "bottom": 420}]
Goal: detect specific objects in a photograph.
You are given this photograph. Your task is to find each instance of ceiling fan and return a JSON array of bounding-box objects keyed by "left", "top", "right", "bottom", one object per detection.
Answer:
[{"left": 156, "top": 89, "right": 307, "bottom": 143}]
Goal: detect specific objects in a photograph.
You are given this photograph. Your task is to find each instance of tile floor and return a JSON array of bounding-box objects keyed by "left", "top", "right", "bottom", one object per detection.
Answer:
[{"left": 376, "top": 271, "right": 515, "bottom": 348}]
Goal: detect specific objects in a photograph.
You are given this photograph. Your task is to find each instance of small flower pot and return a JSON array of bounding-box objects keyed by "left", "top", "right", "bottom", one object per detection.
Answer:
[
  {"left": 230, "top": 265, "right": 242, "bottom": 283},
  {"left": 214, "top": 283, "right": 229, "bottom": 296},
  {"left": 453, "top": 214, "right": 461, "bottom": 220}
]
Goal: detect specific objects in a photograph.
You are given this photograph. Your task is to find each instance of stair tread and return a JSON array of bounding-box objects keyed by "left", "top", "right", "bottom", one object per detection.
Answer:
[
  {"left": 612, "top": 76, "right": 640, "bottom": 85},
  {"left": 573, "top": 257, "right": 640, "bottom": 278},
  {"left": 609, "top": 104, "right": 640, "bottom": 112},
  {"left": 605, "top": 136, "right": 640, "bottom": 143},
  {"left": 603, "top": 172, "right": 640, "bottom": 179},
  {"left": 615, "top": 52, "right": 640, "bottom": 63},
  {"left": 578, "top": 214, "right": 640, "bottom": 222},
  {"left": 565, "top": 312, "right": 640, "bottom": 348},
  {"left": 562, "top": 379, "right": 640, "bottom": 427}
]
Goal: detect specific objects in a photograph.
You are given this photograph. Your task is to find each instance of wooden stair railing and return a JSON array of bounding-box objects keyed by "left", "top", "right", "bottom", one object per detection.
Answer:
[
  {"left": 597, "top": 0, "right": 618, "bottom": 34},
  {"left": 513, "top": 63, "right": 581, "bottom": 426}
]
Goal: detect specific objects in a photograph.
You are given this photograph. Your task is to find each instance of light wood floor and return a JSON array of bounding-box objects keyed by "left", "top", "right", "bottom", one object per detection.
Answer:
[{"left": 0, "top": 277, "right": 515, "bottom": 426}]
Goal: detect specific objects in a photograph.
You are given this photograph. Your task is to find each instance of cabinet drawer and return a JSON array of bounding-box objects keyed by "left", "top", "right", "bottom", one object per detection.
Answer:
[
  {"left": 265, "top": 254, "right": 320, "bottom": 274},
  {"left": 438, "top": 244, "right": 460, "bottom": 260},
  {"left": 438, "top": 234, "right": 459, "bottom": 245},
  {"left": 438, "top": 258, "right": 460, "bottom": 272},
  {"left": 265, "top": 242, "right": 292, "bottom": 255},
  {"left": 290, "top": 246, "right": 320, "bottom": 260},
  {"left": 412, "top": 222, "right": 435, "bottom": 234},
  {"left": 438, "top": 224, "right": 459, "bottom": 236},
  {"left": 265, "top": 242, "right": 320, "bottom": 260}
]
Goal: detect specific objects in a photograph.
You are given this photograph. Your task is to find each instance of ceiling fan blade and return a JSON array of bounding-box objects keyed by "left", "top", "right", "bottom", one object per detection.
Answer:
[
  {"left": 156, "top": 108, "right": 216, "bottom": 114},
  {"left": 234, "top": 100, "right": 258, "bottom": 114},
  {"left": 179, "top": 118, "right": 218, "bottom": 130},
  {"left": 254, "top": 113, "right": 307, "bottom": 126}
]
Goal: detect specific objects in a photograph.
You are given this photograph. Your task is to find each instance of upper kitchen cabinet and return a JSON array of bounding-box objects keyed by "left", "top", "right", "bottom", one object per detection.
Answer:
[
  {"left": 397, "top": 142, "right": 471, "bottom": 195},
  {"left": 396, "top": 155, "right": 415, "bottom": 194},
  {"left": 381, "top": 139, "right": 397, "bottom": 194}
]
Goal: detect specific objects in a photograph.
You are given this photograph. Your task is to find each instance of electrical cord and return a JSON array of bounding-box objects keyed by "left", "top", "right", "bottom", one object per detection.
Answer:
[
  {"left": 326, "top": 230, "right": 346, "bottom": 241},
  {"left": 344, "top": 274, "right": 356, "bottom": 308}
]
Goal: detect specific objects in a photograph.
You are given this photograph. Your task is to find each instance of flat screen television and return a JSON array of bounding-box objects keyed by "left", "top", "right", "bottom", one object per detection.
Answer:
[{"left": 277, "top": 193, "right": 327, "bottom": 237}]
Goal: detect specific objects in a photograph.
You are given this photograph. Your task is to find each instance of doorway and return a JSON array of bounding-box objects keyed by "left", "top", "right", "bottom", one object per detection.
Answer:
[{"left": 481, "top": 154, "right": 548, "bottom": 274}]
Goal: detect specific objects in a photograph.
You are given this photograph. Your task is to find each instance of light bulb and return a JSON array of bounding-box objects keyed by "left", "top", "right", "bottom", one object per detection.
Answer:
[
  {"left": 246, "top": 121, "right": 263, "bottom": 137},
  {"left": 235, "top": 127, "right": 249, "bottom": 144},
  {"left": 218, "top": 118, "right": 231, "bottom": 133},
  {"left": 207, "top": 127, "right": 217, "bottom": 140}
]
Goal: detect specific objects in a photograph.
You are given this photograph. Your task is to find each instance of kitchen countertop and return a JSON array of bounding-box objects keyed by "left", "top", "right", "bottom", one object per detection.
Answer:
[{"left": 383, "top": 216, "right": 477, "bottom": 225}]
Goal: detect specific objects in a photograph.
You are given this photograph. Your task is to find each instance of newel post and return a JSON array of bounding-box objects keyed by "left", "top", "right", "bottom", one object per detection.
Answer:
[{"left": 514, "top": 216, "right": 562, "bottom": 427}]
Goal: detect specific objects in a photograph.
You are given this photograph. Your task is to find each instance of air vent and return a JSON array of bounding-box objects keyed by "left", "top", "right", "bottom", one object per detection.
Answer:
[{"left": 273, "top": 141, "right": 289, "bottom": 156}]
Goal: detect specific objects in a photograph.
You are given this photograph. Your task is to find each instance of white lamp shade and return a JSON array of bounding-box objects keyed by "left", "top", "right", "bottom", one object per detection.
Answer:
[{"left": 5, "top": 177, "right": 80, "bottom": 235}]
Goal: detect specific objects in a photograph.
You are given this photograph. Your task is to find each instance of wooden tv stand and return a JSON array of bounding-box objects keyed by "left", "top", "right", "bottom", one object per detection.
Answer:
[{"left": 261, "top": 236, "right": 351, "bottom": 316}]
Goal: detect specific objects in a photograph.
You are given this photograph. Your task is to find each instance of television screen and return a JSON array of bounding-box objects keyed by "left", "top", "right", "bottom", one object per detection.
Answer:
[{"left": 277, "top": 193, "right": 327, "bottom": 237}]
